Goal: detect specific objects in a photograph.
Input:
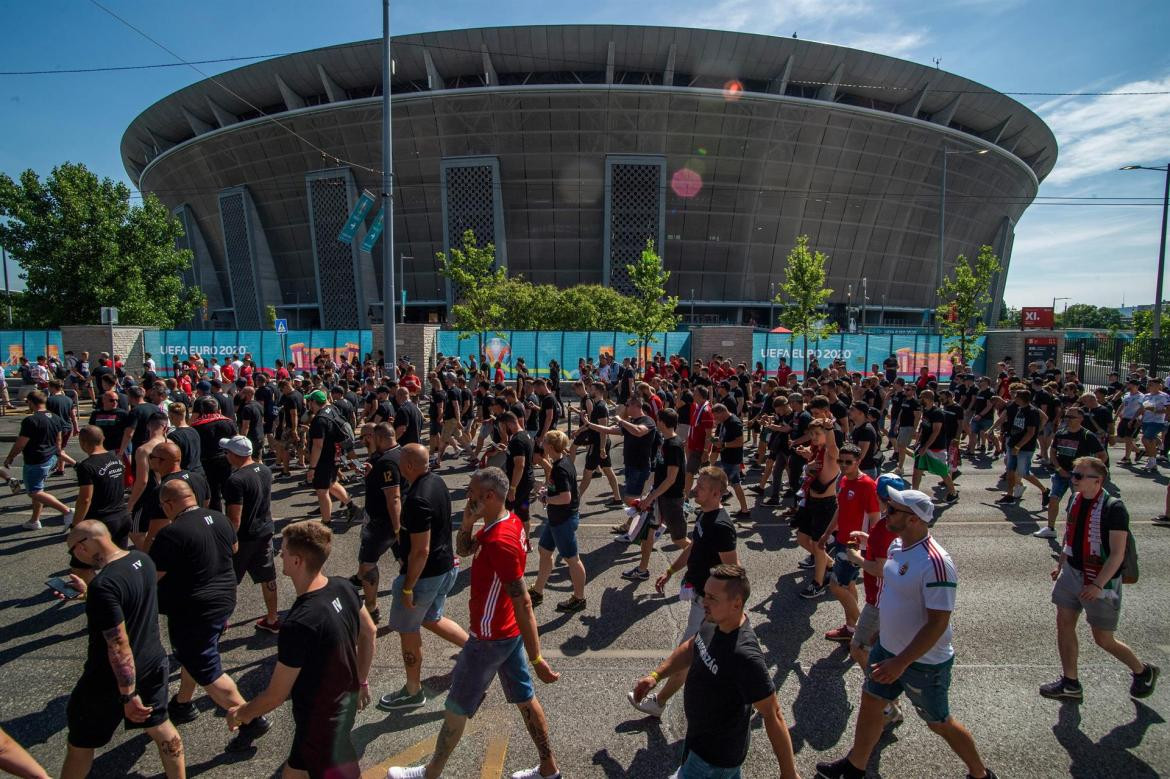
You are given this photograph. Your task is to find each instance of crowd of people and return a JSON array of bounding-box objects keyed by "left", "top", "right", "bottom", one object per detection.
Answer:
[{"left": 0, "top": 345, "right": 1165, "bottom": 779}]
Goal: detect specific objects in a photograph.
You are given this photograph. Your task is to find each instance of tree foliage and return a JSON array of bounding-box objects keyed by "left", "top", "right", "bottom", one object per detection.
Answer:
[
  {"left": 0, "top": 162, "right": 200, "bottom": 327},
  {"left": 1132, "top": 309, "right": 1170, "bottom": 340},
  {"left": 935, "top": 244, "right": 1000, "bottom": 364},
  {"left": 1056, "top": 303, "right": 1123, "bottom": 330},
  {"left": 775, "top": 235, "right": 836, "bottom": 363},
  {"left": 436, "top": 228, "right": 508, "bottom": 338},
  {"left": 624, "top": 239, "right": 680, "bottom": 365}
]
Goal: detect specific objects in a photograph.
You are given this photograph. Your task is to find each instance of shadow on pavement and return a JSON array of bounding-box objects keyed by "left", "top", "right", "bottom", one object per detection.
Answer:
[{"left": 1054, "top": 699, "right": 1164, "bottom": 778}]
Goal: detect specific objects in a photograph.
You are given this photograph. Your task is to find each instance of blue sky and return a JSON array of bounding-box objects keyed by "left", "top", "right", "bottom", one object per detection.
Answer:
[{"left": 2, "top": 0, "right": 1169, "bottom": 309}]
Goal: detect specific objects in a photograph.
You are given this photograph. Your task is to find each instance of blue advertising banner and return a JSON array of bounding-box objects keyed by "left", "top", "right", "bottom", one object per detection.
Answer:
[
  {"left": 360, "top": 207, "right": 384, "bottom": 253},
  {"left": 750, "top": 332, "right": 986, "bottom": 380},
  {"left": 144, "top": 330, "right": 375, "bottom": 376},
  {"left": 0, "top": 331, "right": 64, "bottom": 377},
  {"left": 436, "top": 331, "right": 692, "bottom": 380}
]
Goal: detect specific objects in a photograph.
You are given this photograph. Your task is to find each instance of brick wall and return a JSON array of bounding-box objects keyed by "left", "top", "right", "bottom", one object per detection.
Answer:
[
  {"left": 372, "top": 323, "right": 441, "bottom": 374},
  {"left": 689, "top": 326, "right": 756, "bottom": 367}
]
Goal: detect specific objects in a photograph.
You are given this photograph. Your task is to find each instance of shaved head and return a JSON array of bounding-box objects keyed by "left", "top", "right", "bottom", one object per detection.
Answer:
[
  {"left": 401, "top": 443, "right": 429, "bottom": 472},
  {"left": 67, "top": 519, "right": 111, "bottom": 546}
]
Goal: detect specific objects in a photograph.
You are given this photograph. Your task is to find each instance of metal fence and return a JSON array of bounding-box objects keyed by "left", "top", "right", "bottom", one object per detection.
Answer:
[{"left": 1063, "top": 335, "right": 1170, "bottom": 386}]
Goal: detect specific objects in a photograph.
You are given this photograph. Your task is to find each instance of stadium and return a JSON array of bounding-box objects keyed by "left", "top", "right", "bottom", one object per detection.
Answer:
[{"left": 121, "top": 24, "right": 1057, "bottom": 330}]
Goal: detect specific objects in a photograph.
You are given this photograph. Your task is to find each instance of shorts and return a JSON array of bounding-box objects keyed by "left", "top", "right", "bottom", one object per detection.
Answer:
[
  {"left": 1041, "top": 421, "right": 1055, "bottom": 438},
  {"left": 446, "top": 635, "right": 534, "bottom": 718},
  {"left": 1051, "top": 561, "right": 1122, "bottom": 631},
  {"left": 685, "top": 449, "right": 705, "bottom": 475},
  {"left": 441, "top": 418, "right": 461, "bottom": 439},
  {"left": 233, "top": 534, "right": 277, "bottom": 584},
  {"left": 585, "top": 439, "right": 612, "bottom": 470},
  {"left": 506, "top": 494, "right": 531, "bottom": 526},
  {"left": 656, "top": 497, "right": 687, "bottom": 541},
  {"left": 830, "top": 543, "right": 861, "bottom": 586},
  {"left": 23, "top": 456, "right": 56, "bottom": 494},
  {"left": 718, "top": 461, "right": 743, "bottom": 486},
  {"left": 897, "top": 427, "right": 916, "bottom": 447},
  {"left": 429, "top": 418, "right": 442, "bottom": 436},
  {"left": 168, "top": 616, "right": 227, "bottom": 686},
  {"left": 793, "top": 496, "right": 837, "bottom": 539},
  {"left": 538, "top": 513, "right": 580, "bottom": 558},
  {"left": 287, "top": 705, "right": 359, "bottom": 779},
  {"left": 677, "top": 749, "right": 742, "bottom": 778},
  {"left": 864, "top": 643, "right": 953, "bottom": 723},
  {"left": 624, "top": 465, "right": 651, "bottom": 497},
  {"left": 310, "top": 457, "right": 337, "bottom": 490},
  {"left": 67, "top": 661, "right": 170, "bottom": 748},
  {"left": 969, "top": 416, "right": 992, "bottom": 435},
  {"left": 1142, "top": 421, "right": 1167, "bottom": 440},
  {"left": 358, "top": 519, "right": 399, "bottom": 565},
  {"left": 1005, "top": 448, "right": 1033, "bottom": 477},
  {"left": 1050, "top": 471, "right": 1072, "bottom": 500},
  {"left": 851, "top": 603, "right": 880, "bottom": 651},
  {"left": 388, "top": 567, "right": 459, "bottom": 633},
  {"left": 1117, "top": 418, "right": 1139, "bottom": 439}
]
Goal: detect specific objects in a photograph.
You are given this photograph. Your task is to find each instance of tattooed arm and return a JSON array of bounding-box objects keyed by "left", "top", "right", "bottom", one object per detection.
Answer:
[
  {"left": 103, "top": 623, "right": 152, "bottom": 723},
  {"left": 505, "top": 578, "right": 559, "bottom": 683}
]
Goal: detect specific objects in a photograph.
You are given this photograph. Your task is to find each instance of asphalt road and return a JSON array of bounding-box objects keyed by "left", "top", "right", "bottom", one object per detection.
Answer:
[{"left": 1, "top": 412, "right": 1168, "bottom": 778}]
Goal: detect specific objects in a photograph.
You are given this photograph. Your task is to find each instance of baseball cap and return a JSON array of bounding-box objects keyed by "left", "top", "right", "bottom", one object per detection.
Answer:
[
  {"left": 885, "top": 487, "right": 935, "bottom": 523},
  {"left": 196, "top": 380, "right": 212, "bottom": 393},
  {"left": 306, "top": 389, "right": 328, "bottom": 405},
  {"left": 218, "top": 435, "right": 253, "bottom": 457},
  {"left": 875, "top": 474, "right": 907, "bottom": 500}
]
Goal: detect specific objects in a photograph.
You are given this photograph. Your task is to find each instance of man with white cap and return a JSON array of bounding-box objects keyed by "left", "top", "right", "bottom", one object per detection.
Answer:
[
  {"left": 816, "top": 487, "right": 997, "bottom": 779},
  {"left": 221, "top": 435, "right": 280, "bottom": 633}
]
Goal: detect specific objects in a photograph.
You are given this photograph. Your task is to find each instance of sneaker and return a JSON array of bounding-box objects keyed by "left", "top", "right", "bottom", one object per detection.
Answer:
[
  {"left": 61, "top": 510, "right": 74, "bottom": 529},
  {"left": 555, "top": 595, "right": 587, "bottom": 613},
  {"left": 510, "top": 768, "right": 561, "bottom": 779},
  {"left": 378, "top": 685, "right": 427, "bottom": 710},
  {"left": 882, "top": 701, "right": 904, "bottom": 729},
  {"left": 799, "top": 581, "right": 828, "bottom": 599},
  {"left": 995, "top": 494, "right": 1017, "bottom": 504},
  {"left": 626, "top": 690, "right": 665, "bottom": 718},
  {"left": 606, "top": 497, "right": 626, "bottom": 507},
  {"left": 225, "top": 714, "right": 271, "bottom": 751},
  {"left": 969, "top": 771, "right": 999, "bottom": 779},
  {"left": 797, "top": 554, "right": 817, "bottom": 570},
  {"left": 763, "top": 497, "right": 779, "bottom": 506},
  {"left": 388, "top": 767, "right": 427, "bottom": 779},
  {"left": 1039, "top": 677, "right": 1083, "bottom": 701},
  {"left": 1040, "top": 488, "right": 1051, "bottom": 509},
  {"left": 1153, "top": 515, "right": 1170, "bottom": 526},
  {"left": 1131, "top": 664, "right": 1160, "bottom": 698},
  {"left": 8, "top": 478, "right": 23, "bottom": 494},
  {"left": 945, "top": 492, "right": 959, "bottom": 503},
  {"left": 814, "top": 757, "right": 866, "bottom": 779},
  {"left": 20, "top": 518, "right": 41, "bottom": 531},
  {"left": 254, "top": 617, "right": 281, "bottom": 634},
  {"left": 1032, "top": 527, "right": 1058, "bottom": 539},
  {"left": 167, "top": 698, "right": 199, "bottom": 724},
  {"left": 620, "top": 567, "right": 650, "bottom": 581},
  {"left": 824, "top": 624, "right": 855, "bottom": 642},
  {"left": 1014, "top": 484, "right": 1025, "bottom": 498},
  {"left": 653, "top": 524, "right": 665, "bottom": 540},
  {"left": 369, "top": 607, "right": 380, "bottom": 624},
  {"left": 1145, "top": 458, "right": 1157, "bottom": 471},
  {"left": 527, "top": 588, "right": 543, "bottom": 607},
  {"left": 609, "top": 524, "right": 628, "bottom": 534},
  {"left": 344, "top": 502, "right": 361, "bottom": 524}
]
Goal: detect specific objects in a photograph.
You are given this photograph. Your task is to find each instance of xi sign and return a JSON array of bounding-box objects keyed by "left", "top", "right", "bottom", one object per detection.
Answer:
[
  {"left": 1021, "top": 307, "right": 1055, "bottom": 330},
  {"left": 338, "top": 190, "right": 376, "bottom": 243}
]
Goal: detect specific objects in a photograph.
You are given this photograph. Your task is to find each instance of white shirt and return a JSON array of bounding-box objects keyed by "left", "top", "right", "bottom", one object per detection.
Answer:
[
  {"left": 1120, "top": 391, "right": 1145, "bottom": 420},
  {"left": 1140, "top": 391, "right": 1170, "bottom": 423},
  {"left": 145, "top": 358, "right": 156, "bottom": 373},
  {"left": 878, "top": 535, "right": 958, "bottom": 665}
]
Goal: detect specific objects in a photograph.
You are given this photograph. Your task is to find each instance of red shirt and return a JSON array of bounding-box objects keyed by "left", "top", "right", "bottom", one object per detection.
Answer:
[
  {"left": 836, "top": 474, "right": 879, "bottom": 540},
  {"left": 494, "top": 367, "right": 505, "bottom": 385},
  {"left": 402, "top": 374, "right": 423, "bottom": 394},
  {"left": 776, "top": 365, "right": 792, "bottom": 386},
  {"left": 469, "top": 512, "right": 527, "bottom": 640},
  {"left": 686, "top": 401, "right": 714, "bottom": 453},
  {"left": 862, "top": 516, "right": 897, "bottom": 606}
]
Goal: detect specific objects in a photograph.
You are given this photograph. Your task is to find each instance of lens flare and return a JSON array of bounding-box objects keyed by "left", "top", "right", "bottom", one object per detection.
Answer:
[
  {"left": 722, "top": 79, "right": 743, "bottom": 100},
  {"left": 671, "top": 167, "right": 703, "bottom": 198}
]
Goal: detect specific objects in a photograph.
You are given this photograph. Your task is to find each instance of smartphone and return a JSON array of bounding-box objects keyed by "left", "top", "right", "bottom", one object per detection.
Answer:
[{"left": 47, "top": 576, "right": 82, "bottom": 600}]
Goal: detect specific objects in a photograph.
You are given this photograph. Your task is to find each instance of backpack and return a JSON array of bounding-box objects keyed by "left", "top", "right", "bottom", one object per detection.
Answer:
[{"left": 321, "top": 405, "right": 356, "bottom": 453}]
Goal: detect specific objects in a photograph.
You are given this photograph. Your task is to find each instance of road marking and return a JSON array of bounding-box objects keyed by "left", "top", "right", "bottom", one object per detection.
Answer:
[
  {"left": 363, "top": 733, "right": 437, "bottom": 779},
  {"left": 480, "top": 729, "right": 510, "bottom": 778}
]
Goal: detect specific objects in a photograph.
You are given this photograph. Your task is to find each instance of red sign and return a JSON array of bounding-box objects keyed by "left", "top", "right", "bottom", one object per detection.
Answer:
[{"left": 1021, "top": 307, "right": 1055, "bottom": 329}]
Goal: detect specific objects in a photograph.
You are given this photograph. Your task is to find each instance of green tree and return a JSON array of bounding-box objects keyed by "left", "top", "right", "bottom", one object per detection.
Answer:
[
  {"left": 622, "top": 239, "right": 680, "bottom": 372},
  {"left": 1132, "top": 309, "right": 1170, "bottom": 340},
  {"left": 775, "top": 235, "right": 836, "bottom": 370},
  {"left": 935, "top": 244, "right": 1000, "bottom": 364},
  {"left": 437, "top": 229, "right": 507, "bottom": 355},
  {"left": 556, "top": 285, "right": 639, "bottom": 330},
  {"left": 998, "top": 304, "right": 1021, "bottom": 328},
  {"left": 1057, "top": 303, "right": 1122, "bottom": 330},
  {"left": 0, "top": 162, "right": 199, "bottom": 327}
]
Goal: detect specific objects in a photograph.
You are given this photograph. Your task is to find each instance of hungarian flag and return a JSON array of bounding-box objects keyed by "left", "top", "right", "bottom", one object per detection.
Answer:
[{"left": 915, "top": 448, "right": 950, "bottom": 478}]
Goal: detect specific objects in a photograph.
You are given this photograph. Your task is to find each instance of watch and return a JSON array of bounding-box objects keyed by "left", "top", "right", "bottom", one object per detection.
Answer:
[{"left": 119, "top": 691, "right": 137, "bottom": 704}]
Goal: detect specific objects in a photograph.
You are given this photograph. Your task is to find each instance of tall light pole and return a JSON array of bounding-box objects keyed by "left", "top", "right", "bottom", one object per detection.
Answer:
[
  {"left": 861, "top": 276, "right": 867, "bottom": 333},
  {"left": 938, "top": 146, "right": 989, "bottom": 327},
  {"left": 1120, "top": 162, "right": 1169, "bottom": 341},
  {"left": 1, "top": 245, "right": 11, "bottom": 325},
  {"left": 769, "top": 282, "right": 775, "bottom": 329},
  {"left": 381, "top": 0, "right": 397, "bottom": 367}
]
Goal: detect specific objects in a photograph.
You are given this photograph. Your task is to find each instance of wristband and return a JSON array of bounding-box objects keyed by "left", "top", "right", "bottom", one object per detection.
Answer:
[
  {"left": 359, "top": 681, "right": 369, "bottom": 689},
  {"left": 648, "top": 671, "right": 660, "bottom": 682},
  {"left": 401, "top": 588, "right": 413, "bottom": 595},
  {"left": 532, "top": 654, "right": 543, "bottom": 666},
  {"left": 665, "top": 566, "right": 674, "bottom": 575}
]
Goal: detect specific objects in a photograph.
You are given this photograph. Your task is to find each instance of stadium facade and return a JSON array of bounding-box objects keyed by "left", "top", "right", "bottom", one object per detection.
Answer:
[{"left": 121, "top": 25, "right": 1057, "bottom": 330}]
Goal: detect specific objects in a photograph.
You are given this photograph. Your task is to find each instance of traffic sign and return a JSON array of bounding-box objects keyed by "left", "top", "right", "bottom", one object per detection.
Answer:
[{"left": 274, "top": 318, "right": 288, "bottom": 334}]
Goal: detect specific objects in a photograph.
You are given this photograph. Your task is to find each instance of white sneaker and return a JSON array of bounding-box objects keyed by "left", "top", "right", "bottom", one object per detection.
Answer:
[
  {"left": 883, "top": 701, "right": 904, "bottom": 728},
  {"left": 511, "top": 768, "right": 561, "bottom": 779},
  {"left": 1145, "top": 458, "right": 1157, "bottom": 471},
  {"left": 653, "top": 524, "right": 665, "bottom": 540},
  {"left": 61, "top": 510, "right": 74, "bottom": 531},
  {"left": 387, "top": 766, "right": 427, "bottom": 779},
  {"left": 1014, "top": 484, "right": 1025, "bottom": 498},
  {"left": 21, "top": 518, "right": 42, "bottom": 530},
  {"left": 1033, "top": 527, "right": 1058, "bottom": 539},
  {"left": 626, "top": 690, "right": 665, "bottom": 718}
]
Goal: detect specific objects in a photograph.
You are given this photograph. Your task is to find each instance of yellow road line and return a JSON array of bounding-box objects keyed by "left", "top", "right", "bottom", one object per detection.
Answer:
[
  {"left": 362, "top": 733, "right": 437, "bottom": 779},
  {"left": 480, "top": 729, "right": 510, "bottom": 778}
]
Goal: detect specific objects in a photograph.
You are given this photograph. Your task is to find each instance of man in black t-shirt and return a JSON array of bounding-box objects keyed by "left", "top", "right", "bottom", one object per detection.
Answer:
[
  {"left": 150, "top": 480, "right": 270, "bottom": 746},
  {"left": 228, "top": 521, "right": 377, "bottom": 779},
  {"left": 712, "top": 404, "right": 750, "bottom": 516},
  {"left": 274, "top": 380, "right": 305, "bottom": 476},
  {"left": 631, "top": 564, "right": 797, "bottom": 778},
  {"left": 497, "top": 411, "right": 536, "bottom": 539},
  {"left": 5, "top": 390, "right": 72, "bottom": 531},
  {"left": 221, "top": 435, "right": 280, "bottom": 633},
  {"left": 356, "top": 424, "right": 403, "bottom": 617},
  {"left": 126, "top": 387, "right": 161, "bottom": 450},
  {"left": 998, "top": 389, "right": 1048, "bottom": 505},
  {"left": 306, "top": 390, "right": 358, "bottom": 525},
  {"left": 849, "top": 403, "right": 880, "bottom": 478},
  {"left": 235, "top": 386, "right": 266, "bottom": 462},
  {"left": 1036, "top": 407, "right": 1105, "bottom": 538},
  {"left": 894, "top": 385, "right": 921, "bottom": 475},
  {"left": 61, "top": 521, "right": 187, "bottom": 779},
  {"left": 392, "top": 387, "right": 424, "bottom": 446},
  {"left": 377, "top": 444, "right": 468, "bottom": 711},
  {"left": 191, "top": 396, "right": 238, "bottom": 511},
  {"left": 72, "top": 426, "right": 130, "bottom": 577},
  {"left": 627, "top": 408, "right": 689, "bottom": 579},
  {"left": 89, "top": 390, "right": 132, "bottom": 455},
  {"left": 967, "top": 377, "right": 995, "bottom": 455}
]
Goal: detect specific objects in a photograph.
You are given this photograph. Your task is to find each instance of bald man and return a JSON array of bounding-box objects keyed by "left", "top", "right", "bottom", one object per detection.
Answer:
[
  {"left": 60, "top": 521, "right": 185, "bottom": 779},
  {"left": 131, "top": 441, "right": 210, "bottom": 551},
  {"left": 149, "top": 481, "right": 271, "bottom": 749},
  {"left": 376, "top": 443, "right": 467, "bottom": 711}
]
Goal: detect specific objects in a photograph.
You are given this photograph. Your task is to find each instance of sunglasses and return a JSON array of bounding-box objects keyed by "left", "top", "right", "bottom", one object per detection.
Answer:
[
  {"left": 1070, "top": 472, "right": 1100, "bottom": 481},
  {"left": 836, "top": 459, "right": 856, "bottom": 465}
]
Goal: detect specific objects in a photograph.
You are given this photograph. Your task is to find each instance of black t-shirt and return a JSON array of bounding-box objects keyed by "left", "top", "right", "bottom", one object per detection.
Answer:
[
  {"left": 851, "top": 422, "right": 879, "bottom": 471},
  {"left": 654, "top": 435, "right": 686, "bottom": 499},
  {"left": 442, "top": 389, "right": 459, "bottom": 420},
  {"left": 237, "top": 401, "right": 265, "bottom": 454},
  {"left": 941, "top": 403, "right": 962, "bottom": 445},
  {"left": 213, "top": 392, "right": 232, "bottom": 417},
  {"left": 1067, "top": 495, "right": 1129, "bottom": 575},
  {"left": 372, "top": 401, "right": 395, "bottom": 424},
  {"left": 588, "top": 397, "right": 609, "bottom": 448},
  {"left": 918, "top": 406, "right": 946, "bottom": 448},
  {"left": 83, "top": 551, "right": 167, "bottom": 684},
  {"left": 791, "top": 409, "right": 813, "bottom": 443},
  {"left": 685, "top": 508, "right": 737, "bottom": 594},
  {"left": 364, "top": 447, "right": 402, "bottom": 526},
  {"left": 255, "top": 384, "right": 278, "bottom": 420},
  {"left": 524, "top": 393, "right": 541, "bottom": 432},
  {"left": 399, "top": 471, "right": 454, "bottom": 578},
  {"left": 684, "top": 617, "right": 775, "bottom": 769},
  {"left": 430, "top": 389, "right": 446, "bottom": 424},
  {"left": 1052, "top": 427, "right": 1105, "bottom": 472},
  {"left": 971, "top": 388, "right": 993, "bottom": 417},
  {"left": 505, "top": 431, "right": 535, "bottom": 493},
  {"left": 1007, "top": 404, "right": 1042, "bottom": 450},
  {"left": 829, "top": 400, "right": 850, "bottom": 424},
  {"left": 168, "top": 426, "right": 203, "bottom": 472},
  {"left": 309, "top": 405, "right": 344, "bottom": 449},
  {"left": 46, "top": 394, "right": 74, "bottom": 427},
  {"left": 19, "top": 412, "right": 59, "bottom": 465},
  {"left": 1034, "top": 390, "right": 1059, "bottom": 423},
  {"left": 76, "top": 451, "right": 127, "bottom": 520},
  {"left": 192, "top": 416, "right": 238, "bottom": 468},
  {"left": 127, "top": 402, "right": 161, "bottom": 448},
  {"left": 149, "top": 506, "right": 237, "bottom": 621},
  {"left": 222, "top": 462, "right": 274, "bottom": 540},
  {"left": 1084, "top": 405, "right": 1113, "bottom": 438},
  {"left": 89, "top": 407, "right": 131, "bottom": 452},
  {"left": 622, "top": 415, "right": 657, "bottom": 470},
  {"left": 279, "top": 391, "right": 304, "bottom": 428},
  {"left": 91, "top": 364, "right": 113, "bottom": 394},
  {"left": 898, "top": 397, "right": 920, "bottom": 428},
  {"left": 538, "top": 393, "right": 558, "bottom": 433},
  {"left": 393, "top": 402, "right": 424, "bottom": 446},
  {"left": 278, "top": 576, "right": 361, "bottom": 726},
  {"left": 546, "top": 457, "right": 579, "bottom": 525},
  {"left": 717, "top": 415, "right": 744, "bottom": 465},
  {"left": 460, "top": 387, "right": 474, "bottom": 420}
]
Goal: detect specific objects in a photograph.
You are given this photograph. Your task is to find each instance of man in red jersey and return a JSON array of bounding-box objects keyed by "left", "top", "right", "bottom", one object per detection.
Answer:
[
  {"left": 389, "top": 466, "right": 561, "bottom": 779},
  {"left": 684, "top": 385, "right": 715, "bottom": 499}
]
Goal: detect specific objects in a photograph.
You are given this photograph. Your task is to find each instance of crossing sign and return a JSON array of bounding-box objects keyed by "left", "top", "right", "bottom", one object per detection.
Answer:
[{"left": 274, "top": 318, "right": 288, "bottom": 334}]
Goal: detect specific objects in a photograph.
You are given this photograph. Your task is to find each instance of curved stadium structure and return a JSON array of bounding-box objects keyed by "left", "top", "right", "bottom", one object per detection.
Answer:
[{"left": 122, "top": 25, "right": 1057, "bottom": 330}]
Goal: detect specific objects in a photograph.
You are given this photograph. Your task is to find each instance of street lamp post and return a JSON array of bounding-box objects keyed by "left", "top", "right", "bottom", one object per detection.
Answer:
[
  {"left": 381, "top": 0, "right": 397, "bottom": 367},
  {"left": 769, "top": 282, "right": 775, "bottom": 329},
  {"left": 938, "top": 146, "right": 989, "bottom": 327},
  {"left": 1120, "top": 162, "right": 1170, "bottom": 342},
  {"left": 847, "top": 284, "right": 853, "bottom": 333}
]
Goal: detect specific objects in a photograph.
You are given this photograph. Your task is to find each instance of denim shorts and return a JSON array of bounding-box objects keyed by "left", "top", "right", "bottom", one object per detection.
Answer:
[
  {"left": 829, "top": 542, "right": 861, "bottom": 586},
  {"left": 676, "top": 749, "right": 743, "bottom": 778},
  {"left": 1005, "top": 448, "right": 1033, "bottom": 476},
  {"left": 539, "top": 512, "right": 580, "bottom": 558},
  {"left": 864, "top": 642, "right": 953, "bottom": 723},
  {"left": 624, "top": 465, "right": 651, "bottom": 497},
  {"left": 1142, "top": 421, "right": 1167, "bottom": 440},
  {"left": 23, "top": 456, "right": 56, "bottom": 494},
  {"left": 1050, "top": 471, "right": 1072, "bottom": 500},
  {"left": 388, "top": 567, "right": 458, "bottom": 633},
  {"left": 718, "top": 461, "right": 742, "bottom": 485},
  {"left": 446, "top": 635, "right": 534, "bottom": 717},
  {"left": 969, "top": 416, "right": 993, "bottom": 435}
]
